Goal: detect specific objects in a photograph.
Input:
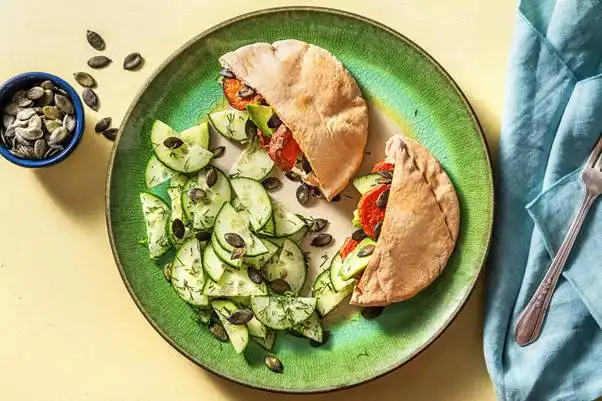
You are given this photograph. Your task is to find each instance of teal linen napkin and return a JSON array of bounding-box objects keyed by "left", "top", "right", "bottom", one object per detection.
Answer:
[{"left": 484, "top": 0, "right": 602, "bottom": 400}]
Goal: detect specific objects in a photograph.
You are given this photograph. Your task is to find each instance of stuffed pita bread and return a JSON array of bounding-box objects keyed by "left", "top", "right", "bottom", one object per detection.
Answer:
[
  {"left": 219, "top": 40, "right": 369, "bottom": 200},
  {"left": 341, "top": 134, "right": 460, "bottom": 307}
]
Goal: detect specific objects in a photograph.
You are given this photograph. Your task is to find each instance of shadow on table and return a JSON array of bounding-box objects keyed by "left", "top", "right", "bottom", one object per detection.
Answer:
[
  {"left": 35, "top": 125, "right": 109, "bottom": 217},
  {"left": 208, "top": 283, "right": 492, "bottom": 401}
]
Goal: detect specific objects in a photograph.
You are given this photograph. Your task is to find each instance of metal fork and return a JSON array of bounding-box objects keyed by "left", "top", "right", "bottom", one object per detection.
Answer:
[{"left": 514, "top": 135, "right": 602, "bottom": 346}]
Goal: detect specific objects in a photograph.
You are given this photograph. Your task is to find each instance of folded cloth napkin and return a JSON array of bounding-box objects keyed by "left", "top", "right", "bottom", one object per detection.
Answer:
[{"left": 484, "top": 0, "right": 602, "bottom": 400}]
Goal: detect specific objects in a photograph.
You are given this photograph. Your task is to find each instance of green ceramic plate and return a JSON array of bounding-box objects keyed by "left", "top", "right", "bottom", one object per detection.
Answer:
[{"left": 106, "top": 7, "right": 493, "bottom": 393}]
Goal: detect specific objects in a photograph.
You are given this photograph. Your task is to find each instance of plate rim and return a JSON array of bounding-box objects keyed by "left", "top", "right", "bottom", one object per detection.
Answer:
[{"left": 105, "top": 5, "right": 494, "bottom": 394}]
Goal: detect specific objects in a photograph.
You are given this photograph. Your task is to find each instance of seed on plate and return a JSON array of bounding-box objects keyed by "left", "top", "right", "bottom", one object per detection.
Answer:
[
  {"left": 43, "top": 119, "right": 61, "bottom": 133},
  {"left": 376, "top": 176, "right": 392, "bottom": 185},
  {"left": 310, "top": 186, "right": 324, "bottom": 198},
  {"left": 351, "top": 228, "right": 367, "bottom": 241},
  {"left": 296, "top": 183, "right": 310, "bottom": 205},
  {"left": 208, "top": 322, "right": 229, "bottom": 343},
  {"left": 374, "top": 221, "right": 383, "bottom": 240},
  {"left": 171, "top": 218, "right": 186, "bottom": 239},
  {"left": 163, "top": 263, "right": 172, "bottom": 282},
  {"left": 308, "top": 218, "right": 328, "bottom": 233},
  {"left": 311, "top": 233, "right": 332, "bottom": 247},
  {"left": 40, "top": 80, "right": 55, "bottom": 91},
  {"left": 73, "top": 72, "right": 97, "bottom": 88},
  {"left": 210, "top": 145, "right": 225, "bottom": 159},
  {"left": 219, "top": 68, "right": 235, "bottom": 79},
  {"left": 310, "top": 330, "right": 330, "bottom": 347},
  {"left": 237, "top": 86, "right": 255, "bottom": 98},
  {"left": 94, "top": 117, "right": 112, "bottom": 133},
  {"left": 187, "top": 188, "right": 206, "bottom": 203},
  {"left": 376, "top": 189, "right": 390, "bottom": 210},
  {"left": 231, "top": 246, "right": 246, "bottom": 260},
  {"left": 38, "top": 90, "right": 54, "bottom": 106},
  {"left": 3, "top": 113, "right": 15, "bottom": 129},
  {"left": 357, "top": 244, "right": 375, "bottom": 258},
  {"left": 224, "top": 232, "right": 245, "bottom": 248},
  {"left": 206, "top": 168, "right": 218, "bottom": 188},
  {"left": 361, "top": 306, "right": 385, "bottom": 320},
  {"left": 245, "top": 119, "right": 257, "bottom": 142},
  {"left": 163, "top": 136, "right": 184, "bottom": 149},
  {"left": 87, "top": 55, "right": 112, "bottom": 69},
  {"left": 26, "top": 86, "right": 45, "bottom": 100},
  {"left": 377, "top": 170, "right": 393, "bottom": 179},
  {"left": 247, "top": 268, "right": 265, "bottom": 285},
  {"left": 195, "top": 231, "right": 211, "bottom": 242},
  {"left": 264, "top": 356, "right": 283, "bottom": 373},
  {"left": 63, "top": 114, "right": 76, "bottom": 132},
  {"left": 49, "top": 126, "right": 69, "bottom": 144},
  {"left": 86, "top": 29, "right": 105, "bottom": 50},
  {"left": 261, "top": 177, "right": 281, "bottom": 191},
  {"left": 285, "top": 170, "right": 301, "bottom": 182},
  {"left": 42, "top": 106, "right": 63, "bottom": 120},
  {"left": 34, "top": 139, "right": 48, "bottom": 159},
  {"left": 267, "top": 113, "right": 282, "bottom": 129},
  {"left": 16, "top": 108, "right": 37, "bottom": 121},
  {"left": 54, "top": 94, "right": 74, "bottom": 115},
  {"left": 269, "top": 279, "right": 291, "bottom": 294},
  {"left": 82, "top": 88, "right": 99, "bottom": 111},
  {"left": 227, "top": 309, "right": 254, "bottom": 325},
  {"left": 331, "top": 194, "right": 341, "bottom": 202},
  {"left": 102, "top": 128, "right": 118, "bottom": 141},
  {"left": 123, "top": 52, "right": 144, "bottom": 70},
  {"left": 301, "top": 157, "right": 312, "bottom": 173}
]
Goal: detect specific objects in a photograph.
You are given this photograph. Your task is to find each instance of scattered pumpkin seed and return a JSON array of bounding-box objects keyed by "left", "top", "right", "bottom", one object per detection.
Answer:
[
  {"left": 206, "top": 168, "right": 218, "bottom": 188},
  {"left": 351, "top": 229, "right": 367, "bottom": 241},
  {"left": 269, "top": 279, "right": 291, "bottom": 294},
  {"left": 195, "top": 231, "right": 211, "bottom": 242},
  {"left": 102, "top": 128, "right": 118, "bottom": 141},
  {"left": 376, "top": 189, "right": 390, "bottom": 209},
  {"left": 377, "top": 170, "right": 393, "bottom": 179},
  {"left": 86, "top": 30, "right": 105, "bottom": 51},
  {"left": 376, "top": 176, "right": 392, "bottom": 185},
  {"left": 82, "top": 88, "right": 99, "bottom": 111},
  {"left": 210, "top": 145, "right": 225, "bottom": 159},
  {"left": 267, "top": 113, "right": 282, "bottom": 129},
  {"left": 374, "top": 221, "right": 383, "bottom": 240},
  {"left": 26, "top": 87, "right": 44, "bottom": 100},
  {"left": 95, "top": 117, "right": 112, "bottom": 133},
  {"left": 247, "top": 268, "right": 265, "bottom": 285},
  {"left": 310, "top": 186, "right": 324, "bottom": 198},
  {"left": 301, "top": 157, "right": 312, "bottom": 173},
  {"left": 123, "top": 52, "right": 144, "bottom": 70},
  {"left": 237, "top": 86, "right": 255, "bottom": 98},
  {"left": 311, "top": 233, "right": 333, "bottom": 247},
  {"left": 361, "top": 306, "right": 385, "bottom": 320},
  {"left": 73, "top": 72, "right": 97, "bottom": 88},
  {"left": 261, "top": 177, "right": 281, "bottom": 191},
  {"left": 285, "top": 170, "right": 301, "bottom": 182},
  {"left": 308, "top": 218, "right": 328, "bottom": 233},
  {"left": 208, "top": 322, "right": 229, "bottom": 342},
  {"left": 224, "top": 232, "right": 245, "bottom": 248},
  {"left": 87, "top": 55, "right": 112, "bottom": 69},
  {"left": 219, "top": 68, "right": 235, "bottom": 78},
  {"left": 171, "top": 219, "right": 185, "bottom": 239},
  {"left": 296, "top": 183, "right": 310, "bottom": 205},
  {"left": 227, "top": 309, "right": 254, "bottom": 325},
  {"left": 357, "top": 244, "right": 375, "bottom": 258},
  {"left": 187, "top": 188, "right": 206, "bottom": 203},
  {"left": 245, "top": 119, "right": 257, "bottom": 142},
  {"left": 163, "top": 136, "right": 183, "bottom": 149},
  {"left": 264, "top": 356, "right": 283, "bottom": 373}
]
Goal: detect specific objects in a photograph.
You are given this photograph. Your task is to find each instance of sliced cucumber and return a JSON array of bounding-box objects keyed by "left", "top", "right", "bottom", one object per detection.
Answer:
[
  {"left": 313, "top": 267, "right": 353, "bottom": 316},
  {"left": 252, "top": 330, "right": 276, "bottom": 351},
  {"left": 214, "top": 203, "right": 268, "bottom": 257},
  {"left": 340, "top": 237, "right": 377, "bottom": 280},
  {"left": 230, "top": 296, "right": 250, "bottom": 307},
  {"left": 180, "top": 122, "right": 210, "bottom": 149},
  {"left": 170, "top": 238, "right": 208, "bottom": 306},
  {"left": 244, "top": 239, "right": 279, "bottom": 269},
  {"left": 145, "top": 155, "right": 174, "bottom": 188},
  {"left": 211, "top": 299, "right": 249, "bottom": 354},
  {"left": 353, "top": 173, "right": 381, "bottom": 195},
  {"left": 246, "top": 316, "right": 268, "bottom": 339},
  {"left": 211, "top": 232, "right": 243, "bottom": 268},
  {"left": 291, "top": 312, "right": 323, "bottom": 343},
  {"left": 230, "top": 142, "right": 274, "bottom": 181},
  {"left": 352, "top": 209, "right": 361, "bottom": 228},
  {"left": 250, "top": 296, "right": 316, "bottom": 330},
  {"left": 170, "top": 173, "right": 190, "bottom": 188},
  {"left": 329, "top": 253, "right": 355, "bottom": 292},
  {"left": 263, "top": 238, "right": 307, "bottom": 294},
  {"left": 272, "top": 201, "right": 307, "bottom": 237},
  {"left": 167, "top": 186, "right": 193, "bottom": 247},
  {"left": 209, "top": 109, "right": 249, "bottom": 143},
  {"left": 230, "top": 177, "right": 272, "bottom": 231},
  {"left": 202, "top": 243, "right": 226, "bottom": 282},
  {"left": 181, "top": 166, "right": 232, "bottom": 230},
  {"left": 288, "top": 227, "right": 307, "bottom": 244},
  {"left": 258, "top": 215, "right": 276, "bottom": 237},
  {"left": 140, "top": 192, "right": 171, "bottom": 259},
  {"left": 151, "top": 120, "right": 213, "bottom": 174},
  {"left": 203, "top": 268, "right": 268, "bottom": 297},
  {"left": 246, "top": 104, "right": 276, "bottom": 136}
]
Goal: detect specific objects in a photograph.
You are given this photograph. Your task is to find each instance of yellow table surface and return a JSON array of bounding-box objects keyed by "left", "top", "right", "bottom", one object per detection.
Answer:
[{"left": 0, "top": 1, "right": 513, "bottom": 399}]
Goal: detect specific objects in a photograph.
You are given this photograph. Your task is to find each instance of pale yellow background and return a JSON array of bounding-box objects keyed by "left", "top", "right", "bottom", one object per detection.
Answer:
[{"left": 0, "top": 1, "right": 513, "bottom": 400}]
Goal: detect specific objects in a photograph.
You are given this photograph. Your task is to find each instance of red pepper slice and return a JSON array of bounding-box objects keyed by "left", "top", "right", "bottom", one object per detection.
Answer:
[
  {"left": 371, "top": 161, "right": 395, "bottom": 173},
  {"left": 268, "top": 125, "right": 301, "bottom": 171},
  {"left": 222, "top": 78, "right": 263, "bottom": 111},
  {"left": 340, "top": 237, "right": 361, "bottom": 260},
  {"left": 358, "top": 184, "right": 390, "bottom": 239}
]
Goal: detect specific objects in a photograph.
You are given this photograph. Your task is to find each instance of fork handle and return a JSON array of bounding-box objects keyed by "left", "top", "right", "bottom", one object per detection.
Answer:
[{"left": 514, "top": 192, "right": 597, "bottom": 346}]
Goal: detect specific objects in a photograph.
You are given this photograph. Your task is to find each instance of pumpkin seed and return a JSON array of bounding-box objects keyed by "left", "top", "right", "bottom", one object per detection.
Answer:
[
  {"left": 19, "top": 144, "right": 36, "bottom": 159},
  {"left": 123, "top": 52, "right": 144, "bottom": 70},
  {"left": 28, "top": 115, "right": 42, "bottom": 130},
  {"left": 44, "top": 147, "right": 59, "bottom": 159},
  {"left": 55, "top": 87, "right": 68, "bottom": 97},
  {"left": 310, "top": 330, "right": 330, "bottom": 347},
  {"left": 34, "top": 139, "right": 48, "bottom": 159},
  {"left": 195, "top": 231, "right": 211, "bottom": 242},
  {"left": 267, "top": 113, "right": 282, "bottom": 129},
  {"left": 63, "top": 114, "right": 76, "bottom": 132},
  {"left": 227, "top": 309, "right": 254, "bottom": 325},
  {"left": 102, "top": 128, "right": 118, "bottom": 141},
  {"left": 301, "top": 157, "right": 312, "bottom": 173},
  {"left": 163, "top": 136, "right": 183, "bottom": 149},
  {"left": 351, "top": 228, "right": 367, "bottom": 241},
  {"left": 206, "top": 168, "right": 218, "bottom": 188},
  {"left": 210, "top": 146, "right": 225, "bottom": 159},
  {"left": 171, "top": 219, "right": 186, "bottom": 239},
  {"left": 49, "top": 126, "right": 69, "bottom": 144},
  {"left": 308, "top": 218, "right": 328, "bottom": 233},
  {"left": 86, "top": 30, "right": 105, "bottom": 50},
  {"left": 3, "top": 114, "right": 15, "bottom": 129},
  {"left": 208, "top": 322, "right": 229, "bottom": 343},
  {"left": 311, "top": 233, "right": 332, "bottom": 247},
  {"left": 237, "top": 86, "right": 255, "bottom": 98},
  {"left": 42, "top": 106, "right": 63, "bottom": 120},
  {"left": 296, "top": 183, "right": 310, "bottom": 205},
  {"left": 231, "top": 247, "right": 246, "bottom": 260},
  {"left": 310, "top": 186, "right": 324, "bottom": 198},
  {"left": 247, "top": 268, "right": 265, "bottom": 285},
  {"left": 245, "top": 119, "right": 257, "bottom": 142},
  {"left": 73, "top": 72, "right": 97, "bottom": 88},
  {"left": 19, "top": 127, "right": 44, "bottom": 141},
  {"left": 4, "top": 125, "right": 16, "bottom": 139},
  {"left": 40, "top": 80, "right": 55, "bottom": 91},
  {"left": 285, "top": 170, "right": 301, "bottom": 182},
  {"left": 187, "top": 188, "right": 206, "bottom": 203},
  {"left": 87, "top": 55, "right": 112, "bottom": 69},
  {"left": 361, "top": 306, "right": 385, "bottom": 320},
  {"left": 224, "top": 233, "right": 245, "bottom": 248},
  {"left": 261, "top": 177, "right": 281, "bottom": 191},
  {"left": 269, "top": 279, "right": 291, "bottom": 295},
  {"left": 376, "top": 189, "right": 390, "bottom": 209},
  {"left": 38, "top": 90, "right": 54, "bottom": 106},
  {"left": 82, "top": 88, "right": 99, "bottom": 111},
  {"left": 16, "top": 108, "right": 36, "bottom": 121},
  {"left": 94, "top": 117, "right": 112, "bottom": 133},
  {"left": 374, "top": 221, "right": 383, "bottom": 240},
  {"left": 264, "top": 356, "right": 283, "bottom": 373},
  {"left": 163, "top": 264, "right": 172, "bottom": 282},
  {"left": 43, "top": 119, "right": 61, "bottom": 133},
  {"left": 26, "top": 87, "right": 44, "bottom": 100},
  {"left": 357, "top": 244, "right": 375, "bottom": 258},
  {"left": 376, "top": 176, "right": 392, "bottom": 185},
  {"left": 219, "top": 68, "right": 235, "bottom": 78},
  {"left": 10, "top": 119, "right": 29, "bottom": 129},
  {"left": 54, "top": 94, "right": 74, "bottom": 115},
  {"left": 13, "top": 131, "right": 32, "bottom": 146},
  {"left": 331, "top": 194, "right": 341, "bottom": 202},
  {"left": 377, "top": 170, "right": 393, "bottom": 179},
  {"left": 13, "top": 90, "right": 33, "bottom": 107},
  {"left": 9, "top": 147, "right": 24, "bottom": 158},
  {"left": 3, "top": 102, "right": 19, "bottom": 116}
]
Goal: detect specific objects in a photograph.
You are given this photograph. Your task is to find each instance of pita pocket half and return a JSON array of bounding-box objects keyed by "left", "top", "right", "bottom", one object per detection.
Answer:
[
  {"left": 350, "top": 134, "right": 460, "bottom": 307},
  {"left": 220, "top": 40, "right": 369, "bottom": 200}
]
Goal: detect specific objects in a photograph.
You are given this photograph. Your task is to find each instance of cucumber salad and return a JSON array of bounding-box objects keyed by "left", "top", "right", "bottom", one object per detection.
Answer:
[{"left": 139, "top": 99, "right": 356, "bottom": 367}]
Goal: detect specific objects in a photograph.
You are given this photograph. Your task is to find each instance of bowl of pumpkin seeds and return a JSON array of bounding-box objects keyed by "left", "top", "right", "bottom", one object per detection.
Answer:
[{"left": 0, "top": 71, "right": 85, "bottom": 168}]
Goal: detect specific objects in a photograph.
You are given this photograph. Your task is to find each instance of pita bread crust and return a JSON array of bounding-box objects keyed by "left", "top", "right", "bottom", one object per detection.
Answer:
[
  {"left": 220, "top": 40, "right": 369, "bottom": 200},
  {"left": 350, "top": 135, "right": 460, "bottom": 306}
]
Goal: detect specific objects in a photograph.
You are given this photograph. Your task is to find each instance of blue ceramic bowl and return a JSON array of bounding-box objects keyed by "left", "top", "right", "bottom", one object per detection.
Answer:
[{"left": 0, "top": 72, "right": 85, "bottom": 168}]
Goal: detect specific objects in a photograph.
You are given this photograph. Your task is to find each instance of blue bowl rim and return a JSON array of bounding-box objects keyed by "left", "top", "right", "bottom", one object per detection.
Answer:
[{"left": 0, "top": 71, "right": 85, "bottom": 168}]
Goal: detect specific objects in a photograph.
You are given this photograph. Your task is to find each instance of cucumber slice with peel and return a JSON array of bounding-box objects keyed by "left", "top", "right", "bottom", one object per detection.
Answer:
[
  {"left": 262, "top": 238, "right": 307, "bottom": 294},
  {"left": 291, "top": 312, "right": 323, "bottom": 343},
  {"left": 209, "top": 109, "right": 249, "bottom": 143},
  {"left": 313, "top": 267, "right": 353, "bottom": 317},
  {"left": 244, "top": 239, "right": 279, "bottom": 269},
  {"left": 211, "top": 232, "right": 243, "bottom": 268},
  {"left": 246, "top": 316, "right": 268, "bottom": 339},
  {"left": 340, "top": 237, "right": 377, "bottom": 280},
  {"left": 230, "top": 177, "right": 272, "bottom": 231},
  {"left": 167, "top": 186, "right": 193, "bottom": 247},
  {"left": 252, "top": 330, "right": 276, "bottom": 351},
  {"left": 145, "top": 155, "right": 174, "bottom": 188},
  {"left": 202, "top": 242, "right": 226, "bottom": 282},
  {"left": 230, "top": 142, "right": 274, "bottom": 181},
  {"left": 353, "top": 173, "right": 382, "bottom": 195},
  {"left": 211, "top": 299, "right": 249, "bottom": 354},
  {"left": 170, "top": 238, "right": 208, "bottom": 306},
  {"left": 203, "top": 268, "right": 268, "bottom": 297},
  {"left": 181, "top": 166, "right": 231, "bottom": 230},
  {"left": 272, "top": 200, "right": 307, "bottom": 237},
  {"left": 214, "top": 203, "right": 268, "bottom": 257},
  {"left": 250, "top": 295, "right": 316, "bottom": 330},
  {"left": 180, "top": 122, "right": 210, "bottom": 149},
  {"left": 329, "top": 253, "right": 355, "bottom": 292},
  {"left": 140, "top": 192, "right": 171, "bottom": 259}
]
